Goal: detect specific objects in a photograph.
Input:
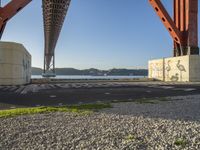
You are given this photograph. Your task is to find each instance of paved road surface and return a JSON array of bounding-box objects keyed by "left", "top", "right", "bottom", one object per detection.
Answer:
[{"left": 0, "top": 82, "right": 200, "bottom": 109}]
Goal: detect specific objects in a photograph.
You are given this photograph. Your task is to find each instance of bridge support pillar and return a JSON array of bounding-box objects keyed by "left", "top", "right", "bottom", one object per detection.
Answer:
[
  {"left": 148, "top": 0, "right": 199, "bottom": 82},
  {"left": 0, "top": 42, "right": 31, "bottom": 85},
  {"left": 43, "top": 54, "right": 56, "bottom": 78},
  {"left": 149, "top": 56, "right": 200, "bottom": 82},
  {"left": 149, "top": 0, "right": 199, "bottom": 56}
]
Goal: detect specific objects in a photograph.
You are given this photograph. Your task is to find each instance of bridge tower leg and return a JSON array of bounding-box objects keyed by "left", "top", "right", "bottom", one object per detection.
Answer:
[
  {"left": 0, "top": 1, "right": 32, "bottom": 85},
  {"left": 173, "top": 0, "right": 199, "bottom": 56},
  {"left": 148, "top": 0, "right": 200, "bottom": 82},
  {"left": 149, "top": 0, "right": 199, "bottom": 56},
  {"left": 0, "top": 0, "right": 32, "bottom": 39},
  {"left": 43, "top": 54, "right": 56, "bottom": 77}
]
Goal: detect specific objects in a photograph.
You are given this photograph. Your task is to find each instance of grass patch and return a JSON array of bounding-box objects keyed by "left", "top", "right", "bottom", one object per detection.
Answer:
[
  {"left": 123, "top": 134, "right": 135, "bottom": 144},
  {"left": 125, "top": 134, "right": 135, "bottom": 141},
  {"left": 111, "top": 99, "right": 133, "bottom": 103},
  {"left": 111, "top": 98, "right": 170, "bottom": 104},
  {"left": 0, "top": 103, "right": 112, "bottom": 118},
  {"left": 135, "top": 97, "right": 170, "bottom": 104},
  {"left": 135, "top": 99, "right": 161, "bottom": 104},
  {"left": 174, "top": 138, "right": 188, "bottom": 147},
  {"left": 67, "top": 103, "right": 112, "bottom": 110}
]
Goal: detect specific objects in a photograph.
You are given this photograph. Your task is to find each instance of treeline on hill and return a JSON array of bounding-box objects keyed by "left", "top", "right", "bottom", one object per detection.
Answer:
[{"left": 32, "top": 67, "right": 148, "bottom": 76}]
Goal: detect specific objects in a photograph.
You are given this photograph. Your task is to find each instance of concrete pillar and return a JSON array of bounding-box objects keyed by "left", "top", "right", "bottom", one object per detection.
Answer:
[
  {"left": 0, "top": 41, "right": 31, "bottom": 85},
  {"left": 149, "top": 55, "right": 200, "bottom": 82}
]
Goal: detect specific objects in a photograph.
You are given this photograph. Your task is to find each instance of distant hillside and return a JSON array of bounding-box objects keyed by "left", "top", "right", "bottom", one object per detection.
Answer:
[
  {"left": 31, "top": 67, "right": 148, "bottom": 76},
  {"left": 32, "top": 67, "right": 43, "bottom": 75}
]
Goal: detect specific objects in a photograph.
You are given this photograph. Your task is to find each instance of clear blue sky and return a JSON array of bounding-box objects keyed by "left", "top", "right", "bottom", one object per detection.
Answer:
[{"left": 2, "top": 0, "right": 200, "bottom": 69}]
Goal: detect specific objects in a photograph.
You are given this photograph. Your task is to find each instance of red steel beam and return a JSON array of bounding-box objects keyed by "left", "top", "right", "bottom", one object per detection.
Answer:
[
  {"left": 0, "top": 0, "right": 32, "bottom": 39},
  {"left": 174, "top": 0, "right": 188, "bottom": 47},
  {"left": 186, "top": 0, "right": 198, "bottom": 48},
  {"left": 149, "top": 0, "right": 199, "bottom": 56},
  {"left": 149, "top": 0, "right": 183, "bottom": 44},
  {"left": 173, "top": 0, "right": 198, "bottom": 55}
]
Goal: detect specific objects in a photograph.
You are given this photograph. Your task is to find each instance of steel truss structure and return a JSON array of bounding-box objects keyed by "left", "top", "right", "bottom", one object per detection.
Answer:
[
  {"left": 0, "top": 0, "right": 32, "bottom": 39},
  {"left": 42, "top": 0, "right": 71, "bottom": 76},
  {"left": 149, "top": 0, "right": 199, "bottom": 56}
]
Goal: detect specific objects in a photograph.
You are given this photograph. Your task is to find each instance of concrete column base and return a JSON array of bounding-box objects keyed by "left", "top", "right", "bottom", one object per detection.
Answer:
[
  {"left": 148, "top": 55, "right": 200, "bottom": 82},
  {"left": 0, "top": 41, "right": 32, "bottom": 85}
]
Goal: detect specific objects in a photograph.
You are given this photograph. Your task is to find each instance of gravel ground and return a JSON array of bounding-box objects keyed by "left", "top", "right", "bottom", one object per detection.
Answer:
[
  {"left": 0, "top": 95, "right": 200, "bottom": 150},
  {"left": 103, "top": 95, "right": 200, "bottom": 122}
]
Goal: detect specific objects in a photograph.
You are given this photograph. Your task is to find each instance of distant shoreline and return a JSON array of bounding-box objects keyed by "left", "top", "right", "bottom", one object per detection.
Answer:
[
  {"left": 32, "top": 67, "right": 148, "bottom": 76},
  {"left": 31, "top": 75, "right": 147, "bottom": 80}
]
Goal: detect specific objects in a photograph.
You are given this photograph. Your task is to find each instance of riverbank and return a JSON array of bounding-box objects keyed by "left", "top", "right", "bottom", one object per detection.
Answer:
[{"left": 31, "top": 77, "right": 151, "bottom": 84}]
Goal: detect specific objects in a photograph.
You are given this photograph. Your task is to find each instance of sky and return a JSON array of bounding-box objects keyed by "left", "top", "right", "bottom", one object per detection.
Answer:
[{"left": 2, "top": 0, "right": 200, "bottom": 70}]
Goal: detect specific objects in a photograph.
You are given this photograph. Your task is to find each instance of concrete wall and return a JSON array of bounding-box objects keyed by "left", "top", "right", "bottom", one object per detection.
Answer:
[
  {"left": 189, "top": 55, "right": 200, "bottom": 82},
  {"left": 148, "top": 55, "right": 200, "bottom": 82},
  {"left": 0, "top": 42, "right": 31, "bottom": 85},
  {"left": 148, "top": 58, "right": 165, "bottom": 81}
]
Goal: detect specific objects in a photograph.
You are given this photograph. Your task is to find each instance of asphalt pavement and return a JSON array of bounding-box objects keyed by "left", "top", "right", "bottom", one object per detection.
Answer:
[{"left": 0, "top": 82, "right": 200, "bottom": 109}]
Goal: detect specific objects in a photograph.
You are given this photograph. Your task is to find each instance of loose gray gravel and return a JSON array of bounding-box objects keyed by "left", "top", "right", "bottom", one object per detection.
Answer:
[
  {"left": 0, "top": 95, "right": 200, "bottom": 150},
  {"left": 103, "top": 95, "right": 200, "bottom": 122}
]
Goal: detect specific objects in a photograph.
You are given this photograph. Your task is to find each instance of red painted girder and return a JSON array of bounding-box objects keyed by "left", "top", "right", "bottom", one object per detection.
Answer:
[
  {"left": 149, "top": 0, "right": 183, "bottom": 44},
  {"left": 0, "top": 0, "right": 32, "bottom": 39},
  {"left": 186, "top": 0, "right": 198, "bottom": 48}
]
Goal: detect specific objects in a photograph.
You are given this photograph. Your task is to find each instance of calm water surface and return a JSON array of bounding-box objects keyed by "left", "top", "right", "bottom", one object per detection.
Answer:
[{"left": 32, "top": 75, "right": 147, "bottom": 80}]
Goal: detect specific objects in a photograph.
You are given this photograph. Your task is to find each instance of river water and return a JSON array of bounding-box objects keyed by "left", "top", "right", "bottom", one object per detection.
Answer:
[{"left": 32, "top": 75, "right": 147, "bottom": 80}]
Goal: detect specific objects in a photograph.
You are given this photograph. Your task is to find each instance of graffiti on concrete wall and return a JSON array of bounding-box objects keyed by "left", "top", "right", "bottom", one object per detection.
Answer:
[
  {"left": 165, "top": 60, "right": 171, "bottom": 80},
  {"left": 170, "top": 73, "right": 179, "bottom": 81},
  {"left": 149, "top": 61, "right": 164, "bottom": 80},
  {"left": 22, "top": 55, "right": 31, "bottom": 82},
  {"left": 167, "top": 59, "right": 187, "bottom": 81},
  {"left": 149, "top": 58, "right": 187, "bottom": 82},
  {"left": 176, "top": 60, "right": 186, "bottom": 81}
]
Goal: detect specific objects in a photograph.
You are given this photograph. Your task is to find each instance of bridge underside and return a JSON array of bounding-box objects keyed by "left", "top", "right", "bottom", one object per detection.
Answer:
[{"left": 42, "top": 0, "right": 71, "bottom": 76}]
